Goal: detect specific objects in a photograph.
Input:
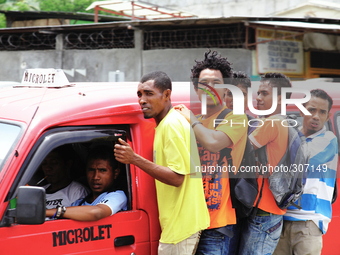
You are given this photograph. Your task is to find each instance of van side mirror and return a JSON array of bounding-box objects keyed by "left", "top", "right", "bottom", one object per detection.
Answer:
[{"left": 16, "top": 186, "right": 46, "bottom": 224}]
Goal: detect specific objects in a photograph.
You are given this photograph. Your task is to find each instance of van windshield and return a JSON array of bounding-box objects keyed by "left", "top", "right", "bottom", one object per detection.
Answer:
[{"left": 0, "top": 122, "right": 22, "bottom": 172}]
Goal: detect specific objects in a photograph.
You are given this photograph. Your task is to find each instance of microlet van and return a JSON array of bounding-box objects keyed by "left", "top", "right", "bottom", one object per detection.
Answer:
[
  {"left": 0, "top": 69, "right": 194, "bottom": 255},
  {"left": 0, "top": 70, "right": 339, "bottom": 254}
]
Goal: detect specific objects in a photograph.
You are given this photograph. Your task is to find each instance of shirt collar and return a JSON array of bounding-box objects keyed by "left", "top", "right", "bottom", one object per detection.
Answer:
[{"left": 305, "top": 126, "right": 326, "bottom": 139}]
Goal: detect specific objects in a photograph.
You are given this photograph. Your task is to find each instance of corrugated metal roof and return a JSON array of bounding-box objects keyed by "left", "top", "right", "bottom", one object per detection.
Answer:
[
  {"left": 0, "top": 10, "right": 129, "bottom": 22},
  {"left": 86, "top": 0, "right": 197, "bottom": 20},
  {"left": 249, "top": 20, "right": 340, "bottom": 31}
]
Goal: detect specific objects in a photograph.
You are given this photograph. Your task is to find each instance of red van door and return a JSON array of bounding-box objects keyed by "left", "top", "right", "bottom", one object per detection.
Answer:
[{"left": 0, "top": 126, "right": 151, "bottom": 255}]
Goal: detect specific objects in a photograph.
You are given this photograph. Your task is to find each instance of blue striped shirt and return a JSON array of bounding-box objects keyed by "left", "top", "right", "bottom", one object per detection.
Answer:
[{"left": 284, "top": 126, "right": 338, "bottom": 234}]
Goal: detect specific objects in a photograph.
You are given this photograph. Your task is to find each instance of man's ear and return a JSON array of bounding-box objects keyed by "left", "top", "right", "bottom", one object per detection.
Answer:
[
  {"left": 164, "top": 89, "right": 172, "bottom": 100},
  {"left": 326, "top": 112, "right": 332, "bottom": 122},
  {"left": 113, "top": 168, "right": 120, "bottom": 179},
  {"left": 277, "top": 94, "right": 281, "bottom": 105},
  {"left": 299, "top": 109, "right": 305, "bottom": 118}
]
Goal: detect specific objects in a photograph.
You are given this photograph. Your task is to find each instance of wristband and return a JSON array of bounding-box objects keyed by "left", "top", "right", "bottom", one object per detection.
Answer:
[
  {"left": 59, "top": 206, "right": 66, "bottom": 218},
  {"left": 192, "top": 121, "right": 202, "bottom": 129},
  {"left": 55, "top": 205, "right": 62, "bottom": 218}
]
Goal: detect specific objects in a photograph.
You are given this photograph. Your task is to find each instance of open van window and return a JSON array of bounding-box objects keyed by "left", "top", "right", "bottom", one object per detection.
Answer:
[
  {"left": 1, "top": 125, "right": 132, "bottom": 227},
  {"left": 0, "top": 121, "right": 23, "bottom": 173}
]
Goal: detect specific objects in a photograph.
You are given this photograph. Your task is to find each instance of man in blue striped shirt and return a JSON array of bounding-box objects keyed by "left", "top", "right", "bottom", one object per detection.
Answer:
[{"left": 274, "top": 89, "right": 338, "bottom": 255}]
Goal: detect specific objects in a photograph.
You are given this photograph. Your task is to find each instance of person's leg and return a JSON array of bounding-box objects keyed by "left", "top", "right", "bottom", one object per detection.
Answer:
[
  {"left": 238, "top": 214, "right": 283, "bottom": 255},
  {"left": 273, "top": 220, "right": 293, "bottom": 255},
  {"left": 195, "top": 227, "right": 233, "bottom": 255},
  {"left": 228, "top": 220, "right": 243, "bottom": 255},
  {"left": 291, "top": 221, "right": 323, "bottom": 255},
  {"left": 158, "top": 241, "right": 174, "bottom": 255},
  {"left": 158, "top": 232, "right": 201, "bottom": 255}
]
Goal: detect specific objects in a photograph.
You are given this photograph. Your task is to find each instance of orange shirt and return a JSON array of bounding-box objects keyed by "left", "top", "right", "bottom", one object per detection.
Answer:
[
  {"left": 198, "top": 107, "right": 247, "bottom": 228},
  {"left": 249, "top": 115, "right": 288, "bottom": 215}
]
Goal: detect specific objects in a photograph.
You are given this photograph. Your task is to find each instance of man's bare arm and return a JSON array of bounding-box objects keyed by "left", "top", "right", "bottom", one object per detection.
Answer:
[
  {"left": 46, "top": 204, "right": 112, "bottom": 221},
  {"left": 174, "top": 104, "right": 232, "bottom": 152}
]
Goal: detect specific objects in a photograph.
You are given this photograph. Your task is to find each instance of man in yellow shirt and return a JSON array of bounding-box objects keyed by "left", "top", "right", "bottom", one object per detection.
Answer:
[
  {"left": 176, "top": 50, "right": 247, "bottom": 255},
  {"left": 114, "top": 71, "right": 210, "bottom": 255}
]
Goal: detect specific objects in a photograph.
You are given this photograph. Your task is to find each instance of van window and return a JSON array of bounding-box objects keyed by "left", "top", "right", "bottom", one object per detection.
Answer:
[
  {"left": 333, "top": 111, "right": 340, "bottom": 153},
  {"left": 0, "top": 122, "right": 22, "bottom": 173},
  {"left": 3, "top": 125, "right": 132, "bottom": 223}
]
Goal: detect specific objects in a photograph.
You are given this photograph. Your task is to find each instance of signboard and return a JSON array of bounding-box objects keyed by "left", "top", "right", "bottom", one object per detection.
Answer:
[
  {"left": 257, "top": 28, "right": 304, "bottom": 75},
  {"left": 20, "top": 69, "right": 71, "bottom": 88}
]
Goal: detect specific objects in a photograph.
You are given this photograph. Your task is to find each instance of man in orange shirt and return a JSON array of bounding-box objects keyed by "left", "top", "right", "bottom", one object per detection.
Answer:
[
  {"left": 238, "top": 73, "right": 292, "bottom": 255},
  {"left": 176, "top": 50, "right": 247, "bottom": 254}
]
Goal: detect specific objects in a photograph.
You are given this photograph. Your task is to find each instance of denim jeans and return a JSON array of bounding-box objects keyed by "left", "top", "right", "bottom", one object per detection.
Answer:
[
  {"left": 238, "top": 214, "right": 283, "bottom": 255},
  {"left": 195, "top": 225, "right": 238, "bottom": 255}
]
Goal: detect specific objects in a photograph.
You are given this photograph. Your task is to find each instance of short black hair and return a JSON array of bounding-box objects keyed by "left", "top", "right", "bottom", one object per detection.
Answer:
[
  {"left": 231, "top": 71, "right": 251, "bottom": 88},
  {"left": 191, "top": 49, "right": 233, "bottom": 89},
  {"left": 140, "top": 71, "right": 172, "bottom": 92},
  {"left": 87, "top": 145, "right": 118, "bottom": 171},
  {"left": 260, "top": 72, "right": 292, "bottom": 98},
  {"left": 52, "top": 144, "right": 74, "bottom": 162},
  {"left": 305, "top": 89, "right": 333, "bottom": 112}
]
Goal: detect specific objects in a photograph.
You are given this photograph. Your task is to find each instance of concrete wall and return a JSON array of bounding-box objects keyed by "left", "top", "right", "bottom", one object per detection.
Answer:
[
  {"left": 0, "top": 47, "right": 252, "bottom": 83},
  {"left": 0, "top": 44, "right": 252, "bottom": 83},
  {"left": 0, "top": 50, "right": 63, "bottom": 82},
  {"left": 143, "top": 48, "right": 252, "bottom": 81},
  {"left": 0, "top": 48, "right": 142, "bottom": 83}
]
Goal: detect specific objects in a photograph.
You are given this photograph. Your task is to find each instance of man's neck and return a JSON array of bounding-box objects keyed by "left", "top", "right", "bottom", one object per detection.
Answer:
[
  {"left": 202, "top": 104, "right": 223, "bottom": 119},
  {"left": 47, "top": 179, "right": 72, "bottom": 194},
  {"left": 264, "top": 106, "right": 281, "bottom": 118},
  {"left": 155, "top": 104, "right": 173, "bottom": 125},
  {"left": 89, "top": 193, "right": 100, "bottom": 203}
]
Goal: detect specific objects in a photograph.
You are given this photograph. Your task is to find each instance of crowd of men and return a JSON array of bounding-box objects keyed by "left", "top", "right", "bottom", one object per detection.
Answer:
[
  {"left": 39, "top": 49, "right": 338, "bottom": 255},
  {"left": 116, "top": 49, "right": 337, "bottom": 255}
]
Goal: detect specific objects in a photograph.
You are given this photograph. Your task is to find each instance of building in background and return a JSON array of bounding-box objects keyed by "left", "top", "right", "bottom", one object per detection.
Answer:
[{"left": 0, "top": 0, "right": 340, "bottom": 82}]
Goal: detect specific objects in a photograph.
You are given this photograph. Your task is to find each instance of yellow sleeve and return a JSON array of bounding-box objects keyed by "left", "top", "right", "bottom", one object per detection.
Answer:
[{"left": 215, "top": 112, "right": 248, "bottom": 147}]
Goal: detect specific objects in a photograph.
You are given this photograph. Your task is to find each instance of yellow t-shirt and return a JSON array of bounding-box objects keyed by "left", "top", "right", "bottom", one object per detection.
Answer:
[
  {"left": 198, "top": 107, "right": 247, "bottom": 228},
  {"left": 249, "top": 115, "right": 288, "bottom": 215},
  {"left": 153, "top": 108, "right": 210, "bottom": 244}
]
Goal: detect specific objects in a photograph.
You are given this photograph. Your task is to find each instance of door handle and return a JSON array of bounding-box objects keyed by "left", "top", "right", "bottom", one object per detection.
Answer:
[{"left": 114, "top": 235, "right": 135, "bottom": 247}]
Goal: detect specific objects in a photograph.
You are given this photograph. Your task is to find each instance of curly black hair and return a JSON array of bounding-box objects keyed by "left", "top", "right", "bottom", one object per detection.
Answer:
[
  {"left": 260, "top": 72, "right": 292, "bottom": 98},
  {"left": 231, "top": 71, "right": 251, "bottom": 88},
  {"left": 191, "top": 49, "right": 233, "bottom": 88}
]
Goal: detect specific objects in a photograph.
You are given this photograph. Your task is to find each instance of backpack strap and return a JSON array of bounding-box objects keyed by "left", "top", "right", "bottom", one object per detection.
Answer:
[
  {"left": 215, "top": 108, "right": 233, "bottom": 166},
  {"left": 213, "top": 108, "right": 236, "bottom": 236},
  {"left": 214, "top": 108, "right": 232, "bottom": 129},
  {"left": 209, "top": 108, "right": 233, "bottom": 183},
  {"left": 251, "top": 175, "right": 265, "bottom": 218}
]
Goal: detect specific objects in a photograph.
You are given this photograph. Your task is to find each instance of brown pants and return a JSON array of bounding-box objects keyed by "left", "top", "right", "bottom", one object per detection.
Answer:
[
  {"left": 273, "top": 220, "right": 323, "bottom": 255},
  {"left": 158, "top": 232, "right": 201, "bottom": 255}
]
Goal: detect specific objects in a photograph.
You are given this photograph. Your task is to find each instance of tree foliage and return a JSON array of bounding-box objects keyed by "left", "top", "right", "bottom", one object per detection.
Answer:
[
  {"left": 0, "top": 0, "right": 39, "bottom": 11},
  {"left": 0, "top": 0, "right": 117, "bottom": 28},
  {"left": 38, "top": 0, "right": 95, "bottom": 13},
  {"left": 0, "top": 0, "right": 98, "bottom": 13}
]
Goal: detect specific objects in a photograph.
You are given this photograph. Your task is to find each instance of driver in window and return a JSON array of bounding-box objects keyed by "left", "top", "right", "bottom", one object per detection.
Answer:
[
  {"left": 42, "top": 144, "right": 88, "bottom": 209},
  {"left": 46, "top": 145, "right": 127, "bottom": 221}
]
